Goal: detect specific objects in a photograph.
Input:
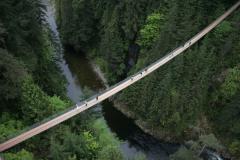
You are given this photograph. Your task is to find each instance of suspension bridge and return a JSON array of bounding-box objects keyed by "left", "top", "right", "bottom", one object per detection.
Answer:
[{"left": 0, "top": 0, "right": 240, "bottom": 152}]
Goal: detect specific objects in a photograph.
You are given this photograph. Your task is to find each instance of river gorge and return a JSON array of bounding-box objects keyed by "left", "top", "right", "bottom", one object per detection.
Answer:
[{"left": 43, "top": 0, "right": 178, "bottom": 159}]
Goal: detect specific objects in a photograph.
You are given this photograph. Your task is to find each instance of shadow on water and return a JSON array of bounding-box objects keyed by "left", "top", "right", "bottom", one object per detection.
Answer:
[
  {"left": 63, "top": 46, "right": 104, "bottom": 91},
  {"left": 102, "top": 100, "right": 179, "bottom": 160},
  {"left": 42, "top": 0, "right": 179, "bottom": 159}
]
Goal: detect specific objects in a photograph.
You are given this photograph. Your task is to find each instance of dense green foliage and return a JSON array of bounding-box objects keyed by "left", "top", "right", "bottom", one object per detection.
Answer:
[
  {"left": 1, "top": 0, "right": 240, "bottom": 159},
  {"left": 0, "top": 0, "right": 124, "bottom": 160},
  {"left": 55, "top": 0, "right": 166, "bottom": 83},
  {"left": 3, "top": 149, "right": 34, "bottom": 160},
  {"left": 0, "top": 0, "right": 68, "bottom": 159},
  {"left": 49, "top": 118, "right": 124, "bottom": 160},
  {"left": 56, "top": 0, "right": 240, "bottom": 159}
]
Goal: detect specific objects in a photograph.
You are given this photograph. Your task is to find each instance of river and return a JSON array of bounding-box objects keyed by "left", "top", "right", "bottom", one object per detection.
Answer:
[{"left": 43, "top": 0, "right": 178, "bottom": 159}]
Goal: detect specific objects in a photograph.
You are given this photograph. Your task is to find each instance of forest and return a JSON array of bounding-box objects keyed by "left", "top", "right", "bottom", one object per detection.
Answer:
[
  {"left": 0, "top": 0, "right": 240, "bottom": 159},
  {"left": 55, "top": 0, "right": 240, "bottom": 159},
  {"left": 0, "top": 0, "right": 126, "bottom": 160}
]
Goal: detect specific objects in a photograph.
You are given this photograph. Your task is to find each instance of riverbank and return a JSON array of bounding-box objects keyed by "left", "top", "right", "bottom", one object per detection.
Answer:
[
  {"left": 113, "top": 102, "right": 181, "bottom": 143},
  {"left": 90, "top": 60, "right": 180, "bottom": 143}
]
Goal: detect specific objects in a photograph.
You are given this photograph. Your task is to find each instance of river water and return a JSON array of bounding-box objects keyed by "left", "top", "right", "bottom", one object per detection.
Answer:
[{"left": 43, "top": 0, "right": 178, "bottom": 159}]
